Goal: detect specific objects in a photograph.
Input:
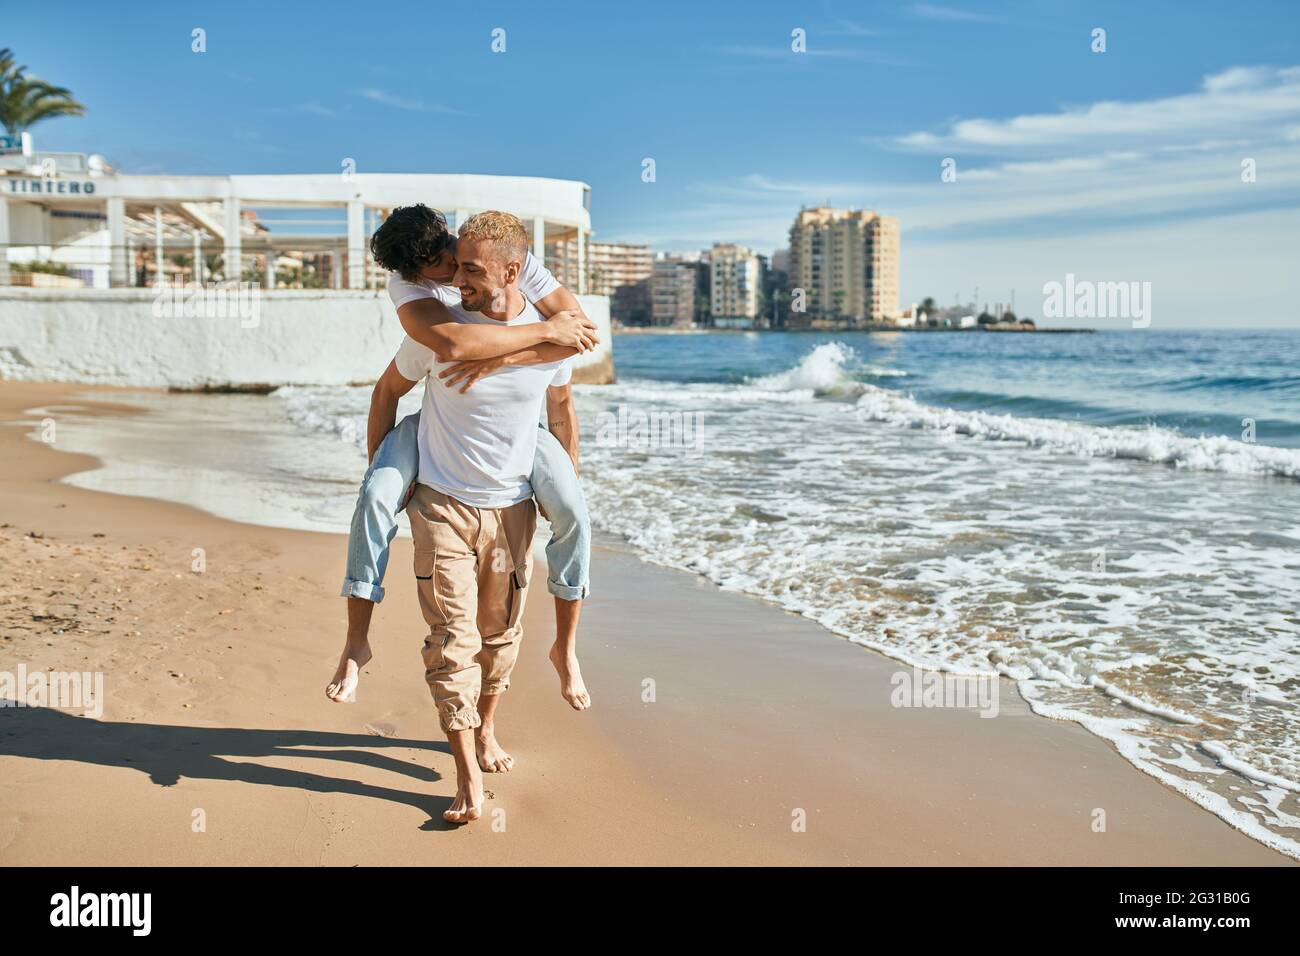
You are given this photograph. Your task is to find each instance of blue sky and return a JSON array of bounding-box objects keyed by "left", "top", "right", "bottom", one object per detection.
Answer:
[{"left": 9, "top": 0, "right": 1300, "bottom": 326}]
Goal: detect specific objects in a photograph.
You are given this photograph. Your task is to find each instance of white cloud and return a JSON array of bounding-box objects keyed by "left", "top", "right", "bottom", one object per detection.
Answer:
[
  {"left": 356, "top": 89, "right": 466, "bottom": 115},
  {"left": 293, "top": 103, "right": 338, "bottom": 118},
  {"left": 954, "top": 151, "right": 1147, "bottom": 182},
  {"left": 907, "top": 3, "right": 997, "bottom": 23},
  {"left": 896, "top": 65, "right": 1300, "bottom": 152},
  {"left": 715, "top": 44, "right": 866, "bottom": 60},
  {"left": 827, "top": 18, "right": 882, "bottom": 37},
  {"left": 670, "top": 141, "right": 1300, "bottom": 243},
  {"left": 712, "top": 44, "right": 910, "bottom": 66},
  {"left": 1202, "top": 65, "right": 1277, "bottom": 93}
]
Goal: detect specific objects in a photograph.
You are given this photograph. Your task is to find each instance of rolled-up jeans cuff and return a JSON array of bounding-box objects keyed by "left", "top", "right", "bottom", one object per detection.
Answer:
[
  {"left": 341, "top": 579, "right": 385, "bottom": 603},
  {"left": 546, "top": 579, "right": 588, "bottom": 601}
]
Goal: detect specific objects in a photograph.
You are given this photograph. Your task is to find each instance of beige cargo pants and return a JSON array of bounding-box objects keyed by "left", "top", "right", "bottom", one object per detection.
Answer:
[{"left": 406, "top": 483, "right": 536, "bottom": 733}]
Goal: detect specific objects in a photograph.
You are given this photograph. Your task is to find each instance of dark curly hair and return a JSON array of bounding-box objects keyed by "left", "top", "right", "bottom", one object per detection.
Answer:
[{"left": 369, "top": 204, "right": 454, "bottom": 280}]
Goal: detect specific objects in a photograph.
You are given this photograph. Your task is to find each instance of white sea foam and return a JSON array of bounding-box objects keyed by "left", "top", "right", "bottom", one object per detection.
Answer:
[
  {"left": 1201, "top": 741, "right": 1300, "bottom": 792},
  {"left": 852, "top": 384, "right": 1300, "bottom": 480},
  {"left": 747, "top": 342, "right": 874, "bottom": 395}
]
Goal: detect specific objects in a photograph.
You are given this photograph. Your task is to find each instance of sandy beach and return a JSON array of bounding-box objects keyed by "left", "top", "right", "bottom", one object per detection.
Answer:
[{"left": 0, "top": 380, "right": 1291, "bottom": 866}]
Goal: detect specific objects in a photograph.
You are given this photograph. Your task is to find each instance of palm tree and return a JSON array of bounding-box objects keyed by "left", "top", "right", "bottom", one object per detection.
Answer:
[{"left": 0, "top": 48, "right": 86, "bottom": 134}]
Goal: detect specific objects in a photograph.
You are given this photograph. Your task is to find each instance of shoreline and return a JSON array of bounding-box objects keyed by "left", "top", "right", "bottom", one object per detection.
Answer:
[{"left": 0, "top": 380, "right": 1292, "bottom": 865}]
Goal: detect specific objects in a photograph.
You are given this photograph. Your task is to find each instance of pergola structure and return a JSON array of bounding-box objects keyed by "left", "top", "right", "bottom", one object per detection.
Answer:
[{"left": 0, "top": 164, "right": 593, "bottom": 292}]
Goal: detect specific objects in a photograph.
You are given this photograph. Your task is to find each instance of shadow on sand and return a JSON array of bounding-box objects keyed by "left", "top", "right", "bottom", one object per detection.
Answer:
[{"left": 0, "top": 706, "right": 467, "bottom": 830}]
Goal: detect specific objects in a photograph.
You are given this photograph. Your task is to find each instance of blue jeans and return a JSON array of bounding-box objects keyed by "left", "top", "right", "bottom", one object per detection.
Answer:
[{"left": 341, "top": 413, "right": 591, "bottom": 603}]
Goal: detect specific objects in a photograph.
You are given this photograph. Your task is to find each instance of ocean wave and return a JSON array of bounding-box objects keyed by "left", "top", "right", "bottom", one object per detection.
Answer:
[
  {"left": 1158, "top": 372, "right": 1300, "bottom": 393},
  {"left": 592, "top": 382, "right": 829, "bottom": 405},
  {"left": 851, "top": 386, "right": 1300, "bottom": 480},
  {"left": 272, "top": 384, "right": 419, "bottom": 453},
  {"left": 597, "top": 343, "right": 903, "bottom": 405},
  {"left": 602, "top": 342, "right": 1300, "bottom": 480},
  {"left": 745, "top": 341, "right": 884, "bottom": 396}
]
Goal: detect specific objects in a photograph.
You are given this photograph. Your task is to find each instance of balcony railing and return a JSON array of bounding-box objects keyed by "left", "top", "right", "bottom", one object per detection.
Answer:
[{"left": 0, "top": 243, "right": 374, "bottom": 291}]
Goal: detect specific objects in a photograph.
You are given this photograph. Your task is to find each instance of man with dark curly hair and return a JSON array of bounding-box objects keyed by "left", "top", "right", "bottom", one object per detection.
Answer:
[
  {"left": 326, "top": 206, "right": 598, "bottom": 773},
  {"left": 369, "top": 203, "right": 455, "bottom": 280}
]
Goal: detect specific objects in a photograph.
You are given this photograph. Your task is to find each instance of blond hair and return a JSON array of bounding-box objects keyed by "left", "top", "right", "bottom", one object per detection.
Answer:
[{"left": 458, "top": 210, "right": 529, "bottom": 263}]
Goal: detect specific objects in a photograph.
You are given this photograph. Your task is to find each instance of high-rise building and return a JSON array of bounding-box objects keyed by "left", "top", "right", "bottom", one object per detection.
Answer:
[
  {"left": 546, "top": 238, "right": 652, "bottom": 323},
  {"left": 708, "top": 243, "right": 761, "bottom": 327},
  {"left": 787, "top": 207, "right": 899, "bottom": 325},
  {"left": 650, "top": 254, "right": 697, "bottom": 327},
  {"left": 610, "top": 281, "right": 651, "bottom": 326},
  {"left": 763, "top": 250, "right": 788, "bottom": 328},
  {"left": 545, "top": 238, "right": 652, "bottom": 295}
]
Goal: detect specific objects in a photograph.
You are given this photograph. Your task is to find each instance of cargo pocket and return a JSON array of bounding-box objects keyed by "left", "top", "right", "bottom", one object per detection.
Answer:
[
  {"left": 506, "top": 561, "right": 529, "bottom": 629},
  {"left": 414, "top": 547, "right": 435, "bottom": 587},
  {"left": 414, "top": 547, "right": 449, "bottom": 625}
]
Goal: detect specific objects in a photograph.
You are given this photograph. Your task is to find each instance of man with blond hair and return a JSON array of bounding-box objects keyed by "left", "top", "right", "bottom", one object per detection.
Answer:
[{"left": 369, "top": 211, "right": 576, "bottom": 823}]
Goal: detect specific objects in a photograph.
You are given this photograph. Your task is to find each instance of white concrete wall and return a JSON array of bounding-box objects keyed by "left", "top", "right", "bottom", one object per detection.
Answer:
[{"left": 0, "top": 288, "right": 613, "bottom": 389}]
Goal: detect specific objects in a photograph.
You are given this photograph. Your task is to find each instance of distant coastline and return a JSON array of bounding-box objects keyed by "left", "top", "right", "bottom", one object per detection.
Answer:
[{"left": 614, "top": 324, "right": 1096, "bottom": 335}]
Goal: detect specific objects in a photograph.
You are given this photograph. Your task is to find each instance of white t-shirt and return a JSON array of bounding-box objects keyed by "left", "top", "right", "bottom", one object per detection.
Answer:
[
  {"left": 393, "top": 296, "right": 572, "bottom": 509},
  {"left": 388, "top": 251, "right": 560, "bottom": 311}
]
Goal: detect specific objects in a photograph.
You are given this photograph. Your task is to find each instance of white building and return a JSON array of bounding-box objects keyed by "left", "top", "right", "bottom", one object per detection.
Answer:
[
  {"left": 0, "top": 142, "right": 614, "bottom": 386},
  {"left": 0, "top": 144, "right": 593, "bottom": 292}
]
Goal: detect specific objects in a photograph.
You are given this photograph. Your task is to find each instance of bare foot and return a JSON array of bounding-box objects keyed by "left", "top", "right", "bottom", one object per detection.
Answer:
[
  {"left": 325, "top": 641, "right": 372, "bottom": 703},
  {"left": 476, "top": 724, "right": 514, "bottom": 772},
  {"left": 443, "top": 778, "right": 484, "bottom": 824},
  {"left": 549, "top": 644, "right": 591, "bottom": 711}
]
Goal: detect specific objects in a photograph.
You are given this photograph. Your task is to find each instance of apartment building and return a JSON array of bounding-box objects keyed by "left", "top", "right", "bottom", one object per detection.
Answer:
[
  {"left": 650, "top": 253, "right": 698, "bottom": 327},
  {"left": 708, "top": 242, "right": 761, "bottom": 327},
  {"left": 545, "top": 238, "right": 651, "bottom": 294},
  {"left": 787, "top": 207, "right": 899, "bottom": 325},
  {"left": 546, "top": 238, "right": 652, "bottom": 323}
]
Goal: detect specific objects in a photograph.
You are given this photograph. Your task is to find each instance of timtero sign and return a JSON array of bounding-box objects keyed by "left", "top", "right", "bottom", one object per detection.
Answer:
[{"left": 5, "top": 177, "right": 96, "bottom": 195}]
